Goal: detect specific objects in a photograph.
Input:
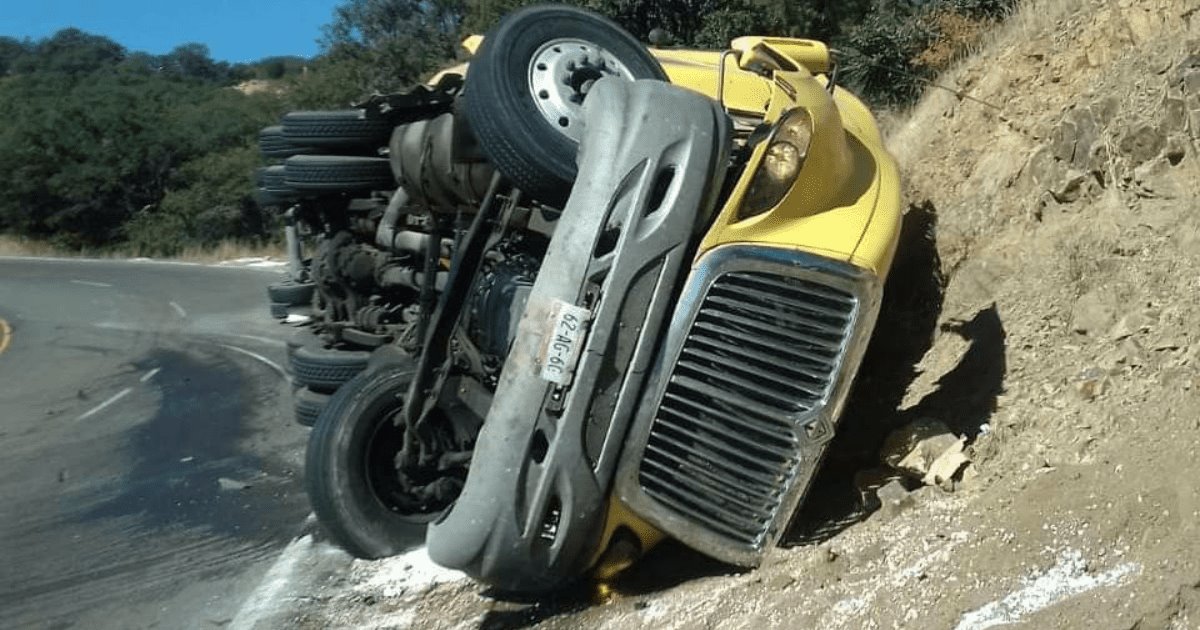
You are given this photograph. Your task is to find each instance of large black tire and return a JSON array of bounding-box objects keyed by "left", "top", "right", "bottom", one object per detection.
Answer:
[
  {"left": 289, "top": 341, "right": 371, "bottom": 392},
  {"left": 256, "top": 165, "right": 287, "bottom": 189},
  {"left": 294, "top": 386, "right": 331, "bottom": 427},
  {"left": 259, "top": 125, "right": 314, "bottom": 159},
  {"left": 305, "top": 363, "right": 440, "bottom": 558},
  {"left": 465, "top": 5, "right": 667, "bottom": 205},
  {"left": 281, "top": 110, "right": 394, "bottom": 150},
  {"left": 267, "top": 280, "right": 315, "bottom": 306},
  {"left": 255, "top": 187, "right": 298, "bottom": 208},
  {"left": 256, "top": 165, "right": 302, "bottom": 208},
  {"left": 283, "top": 155, "right": 395, "bottom": 192}
]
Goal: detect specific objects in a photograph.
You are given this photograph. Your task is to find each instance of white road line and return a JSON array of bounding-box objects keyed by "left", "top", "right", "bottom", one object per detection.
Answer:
[
  {"left": 168, "top": 301, "right": 187, "bottom": 318},
  {"left": 0, "top": 255, "right": 202, "bottom": 266},
  {"left": 76, "top": 387, "right": 133, "bottom": 421},
  {"left": 140, "top": 367, "right": 162, "bottom": 383},
  {"left": 219, "top": 343, "right": 288, "bottom": 379},
  {"left": 69, "top": 279, "right": 113, "bottom": 288},
  {"left": 225, "top": 333, "right": 287, "bottom": 347}
]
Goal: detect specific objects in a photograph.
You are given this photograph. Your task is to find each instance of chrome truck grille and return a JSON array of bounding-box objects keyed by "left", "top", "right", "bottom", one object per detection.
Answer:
[{"left": 616, "top": 245, "right": 880, "bottom": 566}]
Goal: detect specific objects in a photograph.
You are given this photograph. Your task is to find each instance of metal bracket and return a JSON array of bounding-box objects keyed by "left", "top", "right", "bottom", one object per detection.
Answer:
[{"left": 356, "top": 73, "right": 464, "bottom": 123}]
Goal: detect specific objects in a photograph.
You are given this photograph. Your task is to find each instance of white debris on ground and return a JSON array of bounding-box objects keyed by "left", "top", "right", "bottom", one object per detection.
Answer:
[
  {"left": 216, "top": 256, "right": 289, "bottom": 268},
  {"left": 230, "top": 535, "right": 352, "bottom": 630},
  {"left": 304, "top": 548, "right": 474, "bottom": 630},
  {"left": 955, "top": 549, "right": 1140, "bottom": 630},
  {"left": 348, "top": 547, "right": 467, "bottom": 599}
]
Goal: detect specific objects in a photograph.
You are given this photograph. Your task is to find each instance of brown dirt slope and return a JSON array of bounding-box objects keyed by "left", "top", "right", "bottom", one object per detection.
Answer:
[{"left": 283, "top": 0, "right": 1200, "bottom": 627}]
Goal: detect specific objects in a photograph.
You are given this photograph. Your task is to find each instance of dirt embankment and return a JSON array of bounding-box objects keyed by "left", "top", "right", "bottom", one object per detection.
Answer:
[{"left": 279, "top": 0, "right": 1200, "bottom": 627}]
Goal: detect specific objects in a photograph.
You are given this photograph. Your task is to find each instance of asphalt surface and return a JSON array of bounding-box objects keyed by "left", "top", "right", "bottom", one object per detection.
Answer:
[{"left": 0, "top": 258, "right": 312, "bottom": 629}]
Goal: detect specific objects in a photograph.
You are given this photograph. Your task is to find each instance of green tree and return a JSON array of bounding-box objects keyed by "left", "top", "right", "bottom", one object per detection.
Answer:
[
  {"left": 160, "top": 43, "right": 230, "bottom": 83},
  {"left": 13, "top": 28, "right": 125, "bottom": 75},
  {"left": 125, "top": 145, "right": 270, "bottom": 256},
  {"left": 0, "top": 36, "right": 30, "bottom": 76},
  {"left": 0, "top": 62, "right": 278, "bottom": 247},
  {"left": 318, "top": 0, "right": 465, "bottom": 99}
]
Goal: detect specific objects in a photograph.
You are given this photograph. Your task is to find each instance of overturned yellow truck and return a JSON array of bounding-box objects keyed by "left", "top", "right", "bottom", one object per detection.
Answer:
[{"left": 259, "top": 4, "right": 900, "bottom": 593}]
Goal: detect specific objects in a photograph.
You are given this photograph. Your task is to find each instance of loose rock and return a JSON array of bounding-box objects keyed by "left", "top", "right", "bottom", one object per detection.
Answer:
[
  {"left": 880, "top": 418, "right": 972, "bottom": 489},
  {"left": 1072, "top": 290, "right": 1118, "bottom": 335},
  {"left": 1074, "top": 366, "right": 1109, "bottom": 401},
  {"left": 874, "top": 480, "right": 916, "bottom": 519},
  {"left": 218, "top": 477, "right": 252, "bottom": 491}
]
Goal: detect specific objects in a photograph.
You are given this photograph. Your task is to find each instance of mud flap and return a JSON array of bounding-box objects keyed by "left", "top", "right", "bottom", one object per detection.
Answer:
[{"left": 425, "top": 78, "right": 730, "bottom": 592}]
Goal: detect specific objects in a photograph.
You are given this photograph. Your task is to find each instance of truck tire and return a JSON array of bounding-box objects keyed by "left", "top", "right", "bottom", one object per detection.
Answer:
[
  {"left": 259, "top": 125, "right": 314, "bottom": 158},
  {"left": 283, "top": 155, "right": 395, "bottom": 192},
  {"left": 267, "top": 280, "right": 315, "bottom": 306},
  {"left": 256, "top": 165, "right": 286, "bottom": 189},
  {"left": 294, "top": 386, "right": 331, "bottom": 427},
  {"left": 464, "top": 5, "right": 666, "bottom": 205},
  {"left": 281, "top": 110, "right": 394, "bottom": 150},
  {"left": 289, "top": 342, "right": 370, "bottom": 392},
  {"left": 306, "top": 362, "right": 444, "bottom": 558},
  {"left": 255, "top": 187, "right": 298, "bottom": 208}
]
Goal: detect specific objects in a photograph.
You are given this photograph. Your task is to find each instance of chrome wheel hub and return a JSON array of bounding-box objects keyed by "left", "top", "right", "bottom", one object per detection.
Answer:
[{"left": 527, "top": 38, "right": 633, "bottom": 142}]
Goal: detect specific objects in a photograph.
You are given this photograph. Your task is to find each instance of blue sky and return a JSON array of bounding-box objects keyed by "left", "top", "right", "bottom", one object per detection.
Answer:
[{"left": 1, "top": 0, "right": 340, "bottom": 63}]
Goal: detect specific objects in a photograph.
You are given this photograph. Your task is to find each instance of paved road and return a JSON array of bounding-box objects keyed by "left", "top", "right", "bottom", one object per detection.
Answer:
[{"left": 0, "top": 258, "right": 311, "bottom": 629}]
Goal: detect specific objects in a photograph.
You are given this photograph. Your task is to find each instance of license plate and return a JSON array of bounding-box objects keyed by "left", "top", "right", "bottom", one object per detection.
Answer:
[{"left": 539, "top": 300, "right": 591, "bottom": 386}]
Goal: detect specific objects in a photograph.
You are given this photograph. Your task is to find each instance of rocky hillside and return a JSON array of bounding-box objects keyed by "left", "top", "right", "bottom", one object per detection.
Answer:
[{"left": 254, "top": 0, "right": 1200, "bottom": 627}]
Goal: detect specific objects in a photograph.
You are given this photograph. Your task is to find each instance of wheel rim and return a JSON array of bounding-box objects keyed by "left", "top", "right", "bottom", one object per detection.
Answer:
[
  {"left": 362, "top": 407, "right": 460, "bottom": 523},
  {"left": 527, "top": 37, "right": 634, "bottom": 143}
]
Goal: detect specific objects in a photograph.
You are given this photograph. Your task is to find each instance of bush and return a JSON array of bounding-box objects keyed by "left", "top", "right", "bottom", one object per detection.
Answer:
[
  {"left": 914, "top": 9, "right": 992, "bottom": 72},
  {"left": 124, "top": 145, "right": 276, "bottom": 256},
  {"left": 839, "top": 11, "right": 937, "bottom": 107},
  {"left": 947, "top": 0, "right": 1018, "bottom": 18}
]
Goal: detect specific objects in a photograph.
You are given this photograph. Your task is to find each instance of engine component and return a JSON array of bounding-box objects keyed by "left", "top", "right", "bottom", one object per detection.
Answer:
[
  {"left": 389, "top": 113, "right": 494, "bottom": 209},
  {"left": 465, "top": 247, "right": 539, "bottom": 364},
  {"left": 375, "top": 189, "right": 435, "bottom": 254},
  {"left": 376, "top": 263, "right": 446, "bottom": 293},
  {"left": 353, "top": 303, "right": 406, "bottom": 330}
]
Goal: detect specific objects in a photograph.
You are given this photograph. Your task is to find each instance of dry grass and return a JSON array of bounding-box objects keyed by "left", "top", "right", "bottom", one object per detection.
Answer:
[
  {"left": 0, "top": 235, "right": 75, "bottom": 258},
  {"left": 0, "top": 233, "right": 285, "bottom": 263},
  {"left": 914, "top": 11, "right": 995, "bottom": 72},
  {"left": 1007, "top": 0, "right": 1093, "bottom": 40},
  {"left": 886, "top": 0, "right": 1089, "bottom": 159},
  {"left": 175, "top": 240, "right": 287, "bottom": 263}
]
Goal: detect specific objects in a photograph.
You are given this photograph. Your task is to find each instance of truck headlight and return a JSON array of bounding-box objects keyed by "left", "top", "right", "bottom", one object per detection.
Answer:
[{"left": 740, "top": 108, "right": 813, "bottom": 219}]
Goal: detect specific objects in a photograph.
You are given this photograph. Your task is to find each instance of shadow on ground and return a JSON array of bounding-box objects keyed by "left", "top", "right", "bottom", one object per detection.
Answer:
[
  {"left": 784, "top": 200, "right": 1007, "bottom": 546},
  {"left": 475, "top": 540, "right": 737, "bottom": 629}
]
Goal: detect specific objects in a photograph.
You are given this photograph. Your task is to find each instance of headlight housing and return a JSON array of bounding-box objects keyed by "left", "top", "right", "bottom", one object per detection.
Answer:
[{"left": 739, "top": 108, "right": 813, "bottom": 219}]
